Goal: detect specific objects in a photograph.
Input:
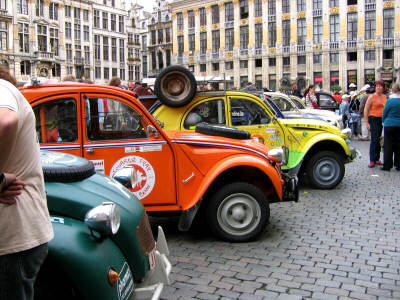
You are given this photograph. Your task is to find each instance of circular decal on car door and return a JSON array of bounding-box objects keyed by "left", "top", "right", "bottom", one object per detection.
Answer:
[{"left": 110, "top": 156, "right": 155, "bottom": 200}]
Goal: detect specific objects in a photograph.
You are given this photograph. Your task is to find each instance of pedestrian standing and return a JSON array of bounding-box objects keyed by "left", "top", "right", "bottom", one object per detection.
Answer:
[
  {"left": 0, "top": 65, "right": 53, "bottom": 300},
  {"left": 290, "top": 81, "right": 302, "bottom": 98},
  {"left": 303, "top": 85, "right": 318, "bottom": 109},
  {"left": 381, "top": 83, "right": 400, "bottom": 171},
  {"left": 358, "top": 84, "right": 371, "bottom": 141},
  {"left": 364, "top": 80, "right": 387, "bottom": 168}
]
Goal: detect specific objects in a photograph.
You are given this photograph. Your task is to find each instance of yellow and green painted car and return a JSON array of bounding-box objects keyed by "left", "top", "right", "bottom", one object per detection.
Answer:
[{"left": 151, "top": 91, "right": 358, "bottom": 189}]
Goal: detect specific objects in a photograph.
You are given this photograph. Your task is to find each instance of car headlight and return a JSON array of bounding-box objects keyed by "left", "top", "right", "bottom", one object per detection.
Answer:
[
  {"left": 268, "top": 147, "right": 285, "bottom": 164},
  {"left": 112, "top": 167, "right": 137, "bottom": 189},
  {"left": 85, "top": 202, "right": 121, "bottom": 236},
  {"left": 341, "top": 128, "right": 352, "bottom": 139}
]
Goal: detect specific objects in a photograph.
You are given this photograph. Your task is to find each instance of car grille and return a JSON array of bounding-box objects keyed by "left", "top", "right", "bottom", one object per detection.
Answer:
[{"left": 136, "top": 212, "right": 156, "bottom": 256}]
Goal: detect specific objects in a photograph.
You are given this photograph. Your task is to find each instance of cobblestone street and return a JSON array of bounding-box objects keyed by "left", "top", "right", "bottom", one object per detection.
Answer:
[{"left": 160, "top": 140, "right": 400, "bottom": 300}]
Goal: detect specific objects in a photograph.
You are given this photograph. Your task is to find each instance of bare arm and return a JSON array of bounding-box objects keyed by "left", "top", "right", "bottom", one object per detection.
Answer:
[
  {"left": 0, "top": 173, "right": 25, "bottom": 205},
  {"left": 0, "top": 108, "right": 18, "bottom": 165},
  {"left": 363, "top": 95, "right": 373, "bottom": 130}
]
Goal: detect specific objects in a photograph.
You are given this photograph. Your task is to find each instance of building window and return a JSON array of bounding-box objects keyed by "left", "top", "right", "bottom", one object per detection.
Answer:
[
  {"left": 313, "top": 0, "right": 322, "bottom": 10},
  {"left": 282, "top": 20, "right": 290, "bottom": 46},
  {"left": 103, "top": 36, "right": 109, "bottom": 61},
  {"left": 200, "top": 32, "right": 207, "bottom": 54},
  {"left": 212, "top": 63, "right": 219, "bottom": 72},
  {"left": 255, "top": 59, "right": 262, "bottom": 68},
  {"left": 177, "top": 36, "right": 184, "bottom": 57},
  {"left": 20, "top": 61, "right": 31, "bottom": 75},
  {"left": 330, "top": 52, "right": 339, "bottom": 63},
  {"left": 166, "top": 50, "right": 171, "bottom": 66},
  {"left": 36, "top": 0, "right": 44, "bottom": 17},
  {"left": 188, "top": 10, "right": 195, "bottom": 28},
  {"left": 254, "top": 0, "right": 262, "bottom": 17},
  {"left": 240, "top": 60, "right": 248, "bottom": 69},
  {"left": 330, "top": 0, "right": 338, "bottom": 7},
  {"left": 268, "top": 0, "right": 276, "bottom": 15},
  {"left": 330, "top": 14, "right": 339, "bottom": 42},
  {"left": 83, "top": 9, "right": 89, "bottom": 21},
  {"left": 50, "top": 28, "right": 59, "bottom": 56},
  {"left": 313, "top": 53, "right": 322, "bottom": 64},
  {"left": 66, "top": 43, "right": 72, "bottom": 60},
  {"left": 225, "top": 28, "right": 234, "bottom": 51},
  {"left": 282, "top": 0, "right": 290, "bottom": 14},
  {"left": 0, "top": 21, "right": 6, "bottom": 51},
  {"left": 51, "top": 64, "right": 61, "bottom": 78},
  {"left": 18, "top": 23, "right": 29, "bottom": 53},
  {"left": 74, "top": 24, "right": 81, "bottom": 40},
  {"left": 365, "top": 50, "right": 375, "bottom": 61},
  {"left": 212, "top": 30, "right": 220, "bottom": 53},
  {"left": 17, "top": 0, "right": 28, "bottom": 15},
  {"left": 364, "top": 69, "right": 375, "bottom": 86},
  {"left": 177, "top": 13, "right": 183, "bottom": 30},
  {"left": 95, "top": 67, "right": 101, "bottom": 79},
  {"left": 49, "top": 3, "right": 58, "bottom": 20},
  {"left": 225, "top": 61, "right": 233, "bottom": 70},
  {"left": 269, "top": 57, "right": 276, "bottom": 67},
  {"left": 74, "top": 7, "right": 80, "bottom": 19},
  {"left": 212, "top": 5, "right": 219, "bottom": 24},
  {"left": 282, "top": 57, "right": 290, "bottom": 66},
  {"left": 297, "top": 0, "right": 306, "bottom": 12},
  {"left": 347, "top": 70, "right": 357, "bottom": 89},
  {"left": 37, "top": 24, "right": 47, "bottom": 51},
  {"left": 65, "top": 22, "right": 71, "bottom": 39},
  {"left": 313, "top": 17, "right": 322, "bottom": 44},
  {"left": 225, "top": 2, "right": 234, "bottom": 21},
  {"left": 151, "top": 30, "right": 156, "bottom": 45},
  {"left": 65, "top": 5, "right": 71, "bottom": 18},
  {"left": 142, "top": 35, "right": 147, "bottom": 50},
  {"left": 298, "top": 55, "right": 306, "bottom": 64},
  {"left": 347, "top": 13, "right": 357, "bottom": 41},
  {"left": 188, "top": 34, "right": 195, "bottom": 53},
  {"left": 269, "top": 22, "right": 276, "bottom": 47},
  {"left": 158, "top": 28, "right": 163, "bottom": 44},
  {"left": 240, "top": 26, "right": 248, "bottom": 50},
  {"left": 330, "top": 71, "right": 339, "bottom": 87},
  {"left": 383, "top": 9, "right": 394, "bottom": 39},
  {"left": 111, "top": 14, "right": 116, "bottom": 31},
  {"left": 200, "top": 7, "right": 206, "bottom": 26},
  {"left": 94, "top": 35, "right": 100, "bottom": 60},
  {"left": 84, "top": 68, "right": 90, "bottom": 80},
  {"left": 84, "top": 25, "right": 89, "bottom": 41},
  {"left": 240, "top": 0, "right": 248, "bottom": 19},
  {"left": 84, "top": 46, "right": 90, "bottom": 62},
  {"left": 112, "top": 68, "right": 117, "bottom": 77},
  {"left": 151, "top": 51, "right": 156, "bottom": 71},
  {"left": 347, "top": 52, "right": 357, "bottom": 61},
  {"left": 93, "top": 10, "right": 100, "bottom": 28},
  {"left": 347, "top": 0, "right": 357, "bottom": 5},
  {"left": 135, "top": 66, "right": 140, "bottom": 81},
  {"left": 255, "top": 23, "right": 262, "bottom": 49},
  {"left": 314, "top": 72, "right": 322, "bottom": 87},
  {"left": 365, "top": 11, "right": 375, "bottom": 40},
  {"left": 128, "top": 65, "right": 134, "bottom": 81},
  {"left": 75, "top": 45, "right": 81, "bottom": 60},
  {"left": 111, "top": 38, "right": 117, "bottom": 62},
  {"left": 104, "top": 67, "right": 109, "bottom": 80},
  {"left": 166, "top": 28, "right": 170, "bottom": 43},
  {"left": 200, "top": 64, "right": 206, "bottom": 72},
  {"left": 102, "top": 12, "right": 108, "bottom": 30},
  {"left": 298, "top": 19, "right": 306, "bottom": 45}
]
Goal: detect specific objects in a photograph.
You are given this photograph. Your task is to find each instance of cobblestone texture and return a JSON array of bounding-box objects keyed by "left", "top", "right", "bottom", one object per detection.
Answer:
[{"left": 158, "top": 141, "right": 400, "bottom": 299}]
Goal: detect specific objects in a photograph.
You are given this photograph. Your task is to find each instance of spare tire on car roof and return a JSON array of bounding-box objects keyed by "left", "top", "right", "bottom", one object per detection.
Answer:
[
  {"left": 154, "top": 65, "right": 197, "bottom": 107},
  {"left": 195, "top": 122, "right": 251, "bottom": 140},
  {"left": 41, "top": 150, "right": 95, "bottom": 183}
]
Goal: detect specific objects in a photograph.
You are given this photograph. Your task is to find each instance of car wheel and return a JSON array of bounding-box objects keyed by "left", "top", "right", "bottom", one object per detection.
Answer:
[
  {"left": 154, "top": 65, "right": 197, "bottom": 107},
  {"left": 206, "top": 182, "right": 270, "bottom": 242},
  {"left": 305, "top": 150, "right": 345, "bottom": 189},
  {"left": 195, "top": 122, "right": 251, "bottom": 140}
]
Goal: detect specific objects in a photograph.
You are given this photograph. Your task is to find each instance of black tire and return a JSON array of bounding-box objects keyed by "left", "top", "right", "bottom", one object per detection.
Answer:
[
  {"left": 305, "top": 150, "right": 345, "bottom": 189},
  {"left": 195, "top": 122, "right": 251, "bottom": 140},
  {"left": 43, "top": 160, "right": 95, "bottom": 183},
  {"left": 154, "top": 65, "right": 197, "bottom": 107},
  {"left": 206, "top": 182, "right": 270, "bottom": 242}
]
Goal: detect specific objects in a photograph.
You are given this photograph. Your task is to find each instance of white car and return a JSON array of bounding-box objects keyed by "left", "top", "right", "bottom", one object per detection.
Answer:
[{"left": 263, "top": 92, "right": 344, "bottom": 130}]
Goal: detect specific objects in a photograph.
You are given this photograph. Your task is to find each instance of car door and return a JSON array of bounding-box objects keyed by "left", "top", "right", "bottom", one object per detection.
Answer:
[
  {"left": 32, "top": 94, "right": 83, "bottom": 157},
  {"left": 227, "top": 96, "right": 287, "bottom": 151},
  {"left": 317, "top": 93, "right": 338, "bottom": 110},
  {"left": 81, "top": 93, "right": 176, "bottom": 206}
]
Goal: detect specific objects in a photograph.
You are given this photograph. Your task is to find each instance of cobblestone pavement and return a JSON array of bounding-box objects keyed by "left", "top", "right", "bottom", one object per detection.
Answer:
[{"left": 159, "top": 140, "right": 400, "bottom": 300}]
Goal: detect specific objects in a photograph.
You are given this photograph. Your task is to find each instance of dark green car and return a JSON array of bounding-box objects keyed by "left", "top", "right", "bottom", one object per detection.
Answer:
[{"left": 35, "top": 151, "right": 171, "bottom": 300}]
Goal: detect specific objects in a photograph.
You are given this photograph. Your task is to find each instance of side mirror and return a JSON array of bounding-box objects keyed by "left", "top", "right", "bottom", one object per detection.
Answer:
[
  {"left": 113, "top": 167, "right": 137, "bottom": 189},
  {"left": 146, "top": 125, "right": 159, "bottom": 138}
]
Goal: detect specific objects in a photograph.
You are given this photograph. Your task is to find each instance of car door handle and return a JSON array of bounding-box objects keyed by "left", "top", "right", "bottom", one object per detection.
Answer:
[
  {"left": 182, "top": 172, "right": 195, "bottom": 184},
  {"left": 86, "top": 148, "right": 94, "bottom": 153}
]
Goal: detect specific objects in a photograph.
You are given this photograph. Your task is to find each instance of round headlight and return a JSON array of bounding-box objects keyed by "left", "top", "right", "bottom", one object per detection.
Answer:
[
  {"left": 85, "top": 202, "right": 121, "bottom": 236},
  {"left": 341, "top": 128, "right": 352, "bottom": 139},
  {"left": 268, "top": 147, "right": 285, "bottom": 164}
]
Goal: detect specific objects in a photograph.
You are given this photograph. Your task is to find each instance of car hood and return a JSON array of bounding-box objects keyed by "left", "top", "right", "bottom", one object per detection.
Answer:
[
  {"left": 298, "top": 109, "right": 341, "bottom": 120},
  {"left": 282, "top": 112, "right": 326, "bottom": 122},
  {"left": 279, "top": 118, "right": 342, "bottom": 135}
]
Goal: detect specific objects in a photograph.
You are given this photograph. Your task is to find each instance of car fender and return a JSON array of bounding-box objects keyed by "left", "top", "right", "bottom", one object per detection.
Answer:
[
  {"left": 181, "top": 154, "right": 283, "bottom": 211},
  {"left": 288, "top": 133, "right": 350, "bottom": 170},
  {"left": 45, "top": 216, "right": 133, "bottom": 300}
]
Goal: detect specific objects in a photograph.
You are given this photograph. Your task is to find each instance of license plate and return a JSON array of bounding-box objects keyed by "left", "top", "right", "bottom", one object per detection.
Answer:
[{"left": 148, "top": 248, "right": 156, "bottom": 270}]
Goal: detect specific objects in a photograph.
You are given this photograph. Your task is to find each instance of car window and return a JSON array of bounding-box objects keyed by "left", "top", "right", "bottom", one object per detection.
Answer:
[
  {"left": 33, "top": 98, "right": 78, "bottom": 143},
  {"left": 86, "top": 97, "right": 147, "bottom": 140},
  {"left": 183, "top": 99, "right": 225, "bottom": 129},
  {"left": 319, "top": 94, "right": 335, "bottom": 107},
  {"left": 272, "top": 96, "right": 295, "bottom": 111},
  {"left": 291, "top": 98, "right": 306, "bottom": 109},
  {"left": 230, "top": 98, "right": 270, "bottom": 126}
]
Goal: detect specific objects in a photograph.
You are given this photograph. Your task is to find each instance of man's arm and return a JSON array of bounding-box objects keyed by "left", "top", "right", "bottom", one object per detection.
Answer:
[{"left": 0, "top": 108, "right": 18, "bottom": 165}]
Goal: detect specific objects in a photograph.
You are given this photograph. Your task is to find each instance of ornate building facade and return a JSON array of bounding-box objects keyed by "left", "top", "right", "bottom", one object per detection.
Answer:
[{"left": 170, "top": 0, "right": 400, "bottom": 91}]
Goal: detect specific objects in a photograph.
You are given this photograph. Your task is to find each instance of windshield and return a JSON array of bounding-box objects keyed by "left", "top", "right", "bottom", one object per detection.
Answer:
[
  {"left": 289, "top": 96, "right": 306, "bottom": 109},
  {"left": 270, "top": 96, "right": 298, "bottom": 112}
]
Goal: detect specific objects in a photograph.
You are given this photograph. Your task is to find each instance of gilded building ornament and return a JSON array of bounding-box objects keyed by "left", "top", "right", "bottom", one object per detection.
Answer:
[
  {"left": 297, "top": 11, "right": 305, "bottom": 19},
  {"left": 347, "top": 6, "right": 357, "bottom": 13},
  {"left": 313, "top": 44, "right": 322, "bottom": 50},
  {"left": 269, "top": 47, "right": 276, "bottom": 55},
  {"left": 364, "top": 40, "right": 376, "bottom": 47},
  {"left": 255, "top": 17, "right": 262, "bottom": 24},
  {"left": 225, "top": 51, "right": 234, "bottom": 58},
  {"left": 200, "top": 26, "right": 207, "bottom": 32},
  {"left": 240, "top": 19, "right": 249, "bottom": 26},
  {"left": 383, "top": 2, "right": 394, "bottom": 8},
  {"left": 282, "top": 13, "right": 290, "bottom": 20},
  {"left": 330, "top": 7, "right": 339, "bottom": 14}
]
